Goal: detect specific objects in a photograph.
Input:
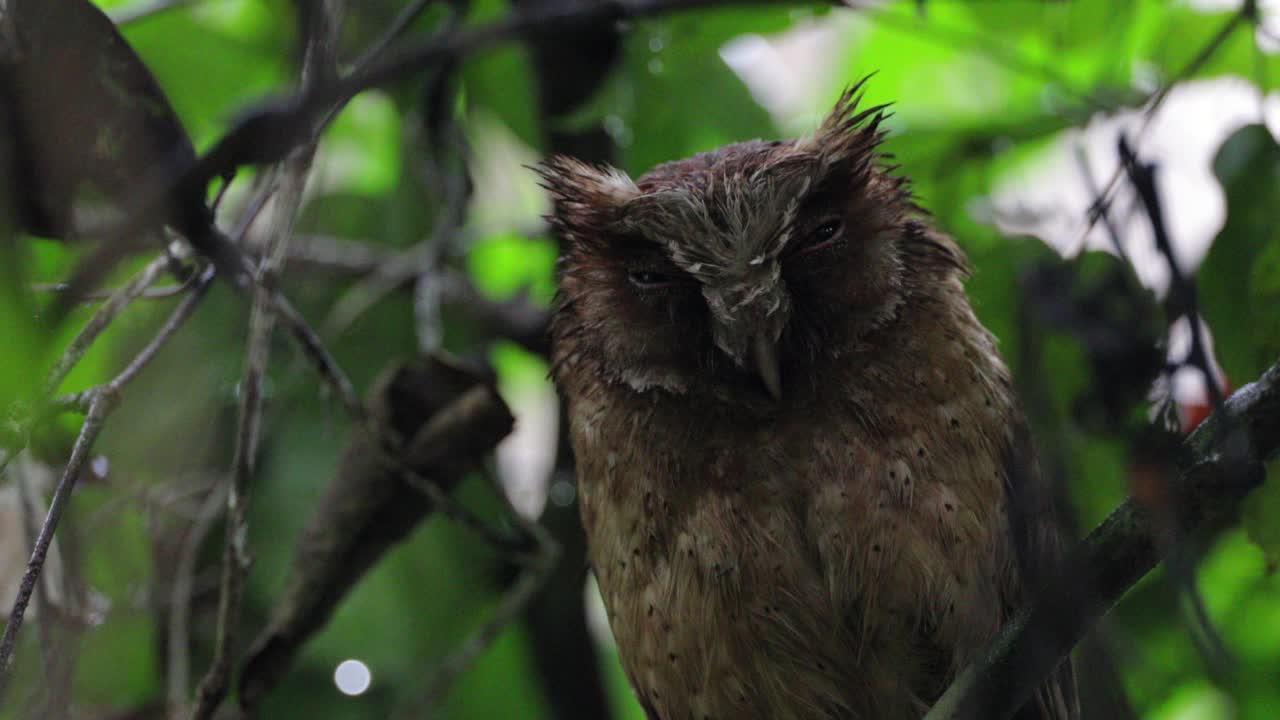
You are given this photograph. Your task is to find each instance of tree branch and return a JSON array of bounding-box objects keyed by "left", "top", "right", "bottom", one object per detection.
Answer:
[
  {"left": 283, "top": 234, "right": 552, "bottom": 356},
  {"left": 410, "top": 476, "right": 559, "bottom": 717},
  {"left": 237, "top": 356, "right": 518, "bottom": 710},
  {"left": 0, "top": 393, "right": 113, "bottom": 703},
  {"left": 924, "top": 356, "right": 1280, "bottom": 720},
  {"left": 0, "top": 261, "right": 218, "bottom": 703},
  {"left": 189, "top": 1, "right": 339, "bottom": 712},
  {"left": 43, "top": 252, "right": 171, "bottom": 394}
]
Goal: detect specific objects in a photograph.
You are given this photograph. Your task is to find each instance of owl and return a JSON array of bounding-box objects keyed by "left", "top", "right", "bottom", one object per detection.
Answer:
[{"left": 539, "top": 81, "right": 1078, "bottom": 720}]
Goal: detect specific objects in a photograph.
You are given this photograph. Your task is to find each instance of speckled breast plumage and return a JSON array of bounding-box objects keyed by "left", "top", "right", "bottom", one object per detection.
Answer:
[{"left": 559, "top": 280, "right": 1023, "bottom": 720}]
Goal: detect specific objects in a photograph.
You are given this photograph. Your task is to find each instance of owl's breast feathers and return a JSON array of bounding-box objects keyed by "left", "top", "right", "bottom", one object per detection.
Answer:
[{"left": 555, "top": 271, "right": 1076, "bottom": 720}]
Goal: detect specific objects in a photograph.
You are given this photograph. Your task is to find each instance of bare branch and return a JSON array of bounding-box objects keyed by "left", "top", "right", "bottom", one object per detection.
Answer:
[
  {"left": 271, "top": 294, "right": 367, "bottom": 419},
  {"left": 283, "top": 233, "right": 398, "bottom": 274},
  {"left": 348, "top": 0, "right": 439, "bottom": 71},
  {"left": 12, "top": 455, "right": 60, "bottom": 712},
  {"left": 166, "top": 487, "right": 225, "bottom": 719},
  {"left": 44, "top": 253, "right": 171, "bottom": 394},
  {"left": 438, "top": 270, "right": 550, "bottom": 357},
  {"left": 404, "top": 465, "right": 559, "bottom": 718},
  {"left": 156, "top": 0, "right": 831, "bottom": 197},
  {"left": 282, "top": 231, "right": 552, "bottom": 355},
  {"left": 924, "top": 356, "right": 1280, "bottom": 720},
  {"left": 1118, "top": 137, "right": 1224, "bottom": 410},
  {"left": 1072, "top": 3, "right": 1253, "bottom": 251},
  {"left": 336, "top": 0, "right": 835, "bottom": 106},
  {"left": 1117, "top": 137, "right": 1234, "bottom": 674},
  {"left": 32, "top": 280, "right": 194, "bottom": 304},
  {"left": 0, "top": 392, "right": 113, "bottom": 703},
  {"left": 107, "top": 266, "right": 217, "bottom": 394},
  {"left": 190, "top": 4, "right": 341, "bottom": 715},
  {"left": 237, "top": 357, "right": 518, "bottom": 709},
  {"left": 189, "top": 109, "right": 316, "bottom": 720},
  {"left": 412, "top": 529, "right": 558, "bottom": 716}
]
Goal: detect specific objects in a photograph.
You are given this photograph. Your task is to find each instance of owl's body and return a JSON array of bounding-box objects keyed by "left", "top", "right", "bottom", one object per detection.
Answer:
[{"left": 544, "top": 85, "right": 1076, "bottom": 720}]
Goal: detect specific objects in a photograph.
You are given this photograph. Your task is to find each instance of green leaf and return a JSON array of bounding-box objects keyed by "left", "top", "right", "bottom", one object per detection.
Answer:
[
  {"left": 1200, "top": 124, "right": 1280, "bottom": 383},
  {"left": 610, "top": 9, "right": 791, "bottom": 174},
  {"left": 1243, "top": 463, "right": 1280, "bottom": 568},
  {"left": 466, "top": 232, "right": 557, "bottom": 306},
  {"left": 461, "top": 0, "right": 541, "bottom": 149},
  {"left": 114, "top": 1, "right": 290, "bottom": 147},
  {"left": 73, "top": 611, "right": 160, "bottom": 706}
]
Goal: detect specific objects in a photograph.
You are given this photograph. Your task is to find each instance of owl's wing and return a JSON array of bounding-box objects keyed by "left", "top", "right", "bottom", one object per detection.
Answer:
[{"left": 1002, "top": 417, "right": 1081, "bottom": 720}]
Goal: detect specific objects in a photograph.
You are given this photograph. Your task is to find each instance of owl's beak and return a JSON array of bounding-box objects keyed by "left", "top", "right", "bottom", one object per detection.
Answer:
[{"left": 751, "top": 334, "right": 782, "bottom": 400}]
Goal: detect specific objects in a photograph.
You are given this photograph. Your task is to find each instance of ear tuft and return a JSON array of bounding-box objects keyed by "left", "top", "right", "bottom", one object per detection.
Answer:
[
  {"left": 535, "top": 156, "right": 638, "bottom": 206},
  {"left": 797, "top": 74, "right": 892, "bottom": 169},
  {"left": 534, "top": 157, "right": 639, "bottom": 245}
]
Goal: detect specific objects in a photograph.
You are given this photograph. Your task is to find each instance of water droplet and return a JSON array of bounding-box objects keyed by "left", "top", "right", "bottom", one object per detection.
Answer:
[
  {"left": 648, "top": 58, "right": 664, "bottom": 75},
  {"left": 648, "top": 36, "right": 665, "bottom": 53}
]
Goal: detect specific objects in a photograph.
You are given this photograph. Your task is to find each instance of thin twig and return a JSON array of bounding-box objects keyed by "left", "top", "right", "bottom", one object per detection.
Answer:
[
  {"left": 189, "top": 216, "right": 289, "bottom": 720},
  {"left": 326, "top": 5, "right": 471, "bottom": 344},
  {"left": 413, "top": 548, "right": 557, "bottom": 714},
  {"left": 408, "top": 467, "right": 559, "bottom": 717},
  {"left": 0, "top": 251, "right": 217, "bottom": 703},
  {"left": 55, "top": 266, "right": 218, "bottom": 413},
  {"left": 44, "top": 253, "right": 171, "bottom": 394},
  {"left": 1116, "top": 135, "right": 1232, "bottom": 677},
  {"left": 335, "top": 0, "right": 834, "bottom": 108},
  {"left": 107, "top": 267, "right": 218, "bottom": 393},
  {"left": 191, "top": 3, "right": 340, "bottom": 715},
  {"left": 283, "top": 234, "right": 551, "bottom": 356},
  {"left": 348, "top": 0, "right": 439, "bottom": 70},
  {"left": 1073, "top": 144, "right": 1129, "bottom": 266},
  {"left": 0, "top": 393, "right": 114, "bottom": 703},
  {"left": 167, "top": 486, "right": 226, "bottom": 720},
  {"left": 322, "top": 241, "right": 435, "bottom": 339},
  {"left": 12, "top": 454, "right": 59, "bottom": 713},
  {"left": 271, "top": 294, "right": 366, "bottom": 419},
  {"left": 400, "top": 467, "right": 542, "bottom": 565},
  {"left": 283, "top": 233, "right": 398, "bottom": 273},
  {"left": 32, "top": 281, "right": 194, "bottom": 304},
  {"left": 1071, "top": 4, "right": 1252, "bottom": 252},
  {"left": 0, "top": 265, "right": 217, "bottom": 702}
]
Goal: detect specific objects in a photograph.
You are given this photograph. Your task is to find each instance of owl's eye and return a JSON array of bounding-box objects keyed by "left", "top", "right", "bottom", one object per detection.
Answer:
[
  {"left": 798, "top": 220, "right": 844, "bottom": 255},
  {"left": 628, "top": 269, "right": 675, "bottom": 290}
]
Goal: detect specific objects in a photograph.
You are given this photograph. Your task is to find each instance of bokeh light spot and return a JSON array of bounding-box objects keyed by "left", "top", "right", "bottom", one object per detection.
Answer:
[{"left": 334, "top": 659, "right": 371, "bottom": 696}]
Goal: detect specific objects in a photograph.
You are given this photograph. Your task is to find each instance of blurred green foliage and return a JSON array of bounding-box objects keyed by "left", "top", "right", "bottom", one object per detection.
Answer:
[{"left": 1, "top": 0, "right": 1279, "bottom": 719}]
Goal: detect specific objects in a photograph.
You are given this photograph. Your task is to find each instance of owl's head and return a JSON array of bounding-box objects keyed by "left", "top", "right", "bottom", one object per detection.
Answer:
[{"left": 541, "top": 81, "right": 966, "bottom": 405}]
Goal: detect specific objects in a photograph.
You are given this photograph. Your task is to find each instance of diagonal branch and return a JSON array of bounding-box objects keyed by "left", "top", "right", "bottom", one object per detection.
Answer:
[
  {"left": 0, "top": 392, "right": 114, "bottom": 703},
  {"left": 923, "top": 356, "right": 1280, "bottom": 720},
  {"left": 104, "top": 0, "right": 835, "bottom": 211},
  {"left": 43, "top": 252, "right": 172, "bottom": 394}
]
